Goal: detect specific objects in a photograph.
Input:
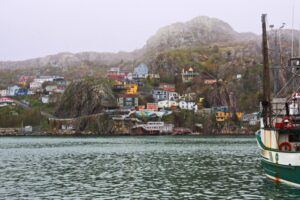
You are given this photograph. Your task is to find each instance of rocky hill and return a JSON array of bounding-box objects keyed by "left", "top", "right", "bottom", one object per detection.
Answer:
[
  {"left": 145, "top": 16, "right": 258, "bottom": 52},
  {"left": 0, "top": 50, "right": 144, "bottom": 70},
  {"left": 0, "top": 16, "right": 258, "bottom": 70}
]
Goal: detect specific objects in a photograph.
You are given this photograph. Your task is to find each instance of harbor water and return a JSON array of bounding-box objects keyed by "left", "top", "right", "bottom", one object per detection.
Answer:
[{"left": 1, "top": 136, "right": 300, "bottom": 199}]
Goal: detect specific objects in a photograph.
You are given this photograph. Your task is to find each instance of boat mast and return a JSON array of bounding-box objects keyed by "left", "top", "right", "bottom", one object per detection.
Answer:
[{"left": 262, "top": 14, "right": 272, "bottom": 128}]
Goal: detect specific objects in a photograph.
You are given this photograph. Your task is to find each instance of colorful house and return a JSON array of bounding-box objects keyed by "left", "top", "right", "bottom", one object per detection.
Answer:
[
  {"left": 148, "top": 73, "right": 160, "bottom": 79},
  {"left": 152, "top": 89, "right": 179, "bottom": 102},
  {"left": 0, "top": 90, "right": 7, "bottom": 97},
  {"left": 112, "top": 83, "right": 138, "bottom": 95},
  {"left": 146, "top": 103, "right": 158, "bottom": 111},
  {"left": 107, "top": 67, "right": 130, "bottom": 81},
  {"left": 242, "top": 112, "right": 259, "bottom": 125},
  {"left": 133, "top": 63, "right": 149, "bottom": 79},
  {"left": 0, "top": 97, "right": 14, "bottom": 107},
  {"left": 181, "top": 67, "right": 199, "bottom": 83},
  {"left": 16, "top": 89, "right": 28, "bottom": 96},
  {"left": 179, "top": 101, "right": 198, "bottom": 111},
  {"left": 158, "top": 100, "right": 178, "bottom": 109},
  {"left": 30, "top": 82, "right": 43, "bottom": 91},
  {"left": 7, "top": 85, "right": 20, "bottom": 96},
  {"left": 116, "top": 94, "right": 139, "bottom": 108},
  {"left": 19, "top": 75, "right": 36, "bottom": 86},
  {"left": 159, "top": 83, "right": 176, "bottom": 92},
  {"left": 216, "top": 112, "right": 244, "bottom": 122},
  {"left": 124, "top": 84, "right": 138, "bottom": 94}
]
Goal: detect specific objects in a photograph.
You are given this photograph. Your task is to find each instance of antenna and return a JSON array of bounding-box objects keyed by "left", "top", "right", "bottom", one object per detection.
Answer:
[
  {"left": 299, "top": 24, "right": 300, "bottom": 56},
  {"left": 291, "top": 0, "right": 295, "bottom": 57}
]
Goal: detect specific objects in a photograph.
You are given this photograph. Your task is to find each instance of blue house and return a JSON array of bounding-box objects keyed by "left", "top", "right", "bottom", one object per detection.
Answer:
[
  {"left": 16, "top": 89, "right": 28, "bottom": 96},
  {"left": 133, "top": 63, "right": 149, "bottom": 79}
]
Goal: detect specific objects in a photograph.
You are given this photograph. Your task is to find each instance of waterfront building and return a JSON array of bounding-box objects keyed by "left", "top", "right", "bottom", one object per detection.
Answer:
[{"left": 243, "top": 112, "right": 259, "bottom": 125}]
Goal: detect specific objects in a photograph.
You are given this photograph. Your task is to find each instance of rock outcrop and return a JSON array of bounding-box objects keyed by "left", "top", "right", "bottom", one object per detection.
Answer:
[{"left": 54, "top": 78, "right": 117, "bottom": 118}]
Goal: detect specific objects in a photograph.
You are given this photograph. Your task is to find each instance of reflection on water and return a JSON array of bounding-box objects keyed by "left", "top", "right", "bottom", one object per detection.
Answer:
[{"left": 0, "top": 136, "right": 299, "bottom": 199}]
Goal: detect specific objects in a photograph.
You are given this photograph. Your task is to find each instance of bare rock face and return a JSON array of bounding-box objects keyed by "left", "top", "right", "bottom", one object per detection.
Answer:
[
  {"left": 145, "top": 16, "right": 257, "bottom": 52},
  {"left": 54, "top": 78, "right": 117, "bottom": 118}
]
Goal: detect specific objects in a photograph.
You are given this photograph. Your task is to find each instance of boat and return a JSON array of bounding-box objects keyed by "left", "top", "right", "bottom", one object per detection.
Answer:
[
  {"left": 131, "top": 121, "right": 173, "bottom": 134},
  {"left": 256, "top": 14, "right": 300, "bottom": 187}
]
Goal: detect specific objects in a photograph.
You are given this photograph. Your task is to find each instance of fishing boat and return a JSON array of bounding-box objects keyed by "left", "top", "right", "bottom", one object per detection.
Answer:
[{"left": 256, "top": 14, "right": 300, "bottom": 187}]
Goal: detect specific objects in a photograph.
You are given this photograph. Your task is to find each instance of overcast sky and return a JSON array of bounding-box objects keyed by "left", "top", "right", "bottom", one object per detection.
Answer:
[{"left": 0, "top": 0, "right": 298, "bottom": 61}]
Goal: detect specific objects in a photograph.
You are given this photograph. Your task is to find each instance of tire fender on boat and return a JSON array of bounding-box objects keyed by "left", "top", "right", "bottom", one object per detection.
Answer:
[{"left": 279, "top": 142, "right": 292, "bottom": 151}]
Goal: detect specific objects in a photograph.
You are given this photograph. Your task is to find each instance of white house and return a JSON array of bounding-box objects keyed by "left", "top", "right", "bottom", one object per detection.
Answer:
[
  {"left": 133, "top": 63, "right": 149, "bottom": 79},
  {"left": 30, "top": 82, "right": 43, "bottom": 90},
  {"left": 41, "top": 95, "right": 49, "bottom": 104},
  {"left": 158, "top": 100, "right": 178, "bottom": 109},
  {"left": 243, "top": 112, "right": 259, "bottom": 125},
  {"left": 179, "top": 101, "right": 198, "bottom": 112},
  {"left": 45, "top": 85, "right": 58, "bottom": 93},
  {"left": 7, "top": 85, "right": 20, "bottom": 96},
  {"left": 0, "top": 90, "right": 7, "bottom": 97},
  {"left": 33, "top": 76, "right": 63, "bottom": 83},
  {"left": 152, "top": 89, "right": 179, "bottom": 102}
]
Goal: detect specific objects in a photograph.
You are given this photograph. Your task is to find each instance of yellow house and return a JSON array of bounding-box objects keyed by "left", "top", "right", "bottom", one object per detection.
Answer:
[
  {"left": 216, "top": 112, "right": 244, "bottom": 122},
  {"left": 19, "top": 81, "right": 28, "bottom": 87},
  {"left": 125, "top": 84, "right": 138, "bottom": 94},
  {"left": 235, "top": 112, "right": 244, "bottom": 121},
  {"left": 216, "top": 112, "right": 231, "bottom": 122}
]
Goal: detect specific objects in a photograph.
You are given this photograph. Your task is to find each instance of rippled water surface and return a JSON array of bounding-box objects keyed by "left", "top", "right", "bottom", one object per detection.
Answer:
[{"left": 1, "top": 136, "right": 300, "bottom": 199}]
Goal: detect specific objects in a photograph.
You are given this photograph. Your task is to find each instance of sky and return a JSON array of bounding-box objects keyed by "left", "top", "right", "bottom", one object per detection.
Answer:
[{"left": 0, "top": 0, "right": 299, "bottom": 61}]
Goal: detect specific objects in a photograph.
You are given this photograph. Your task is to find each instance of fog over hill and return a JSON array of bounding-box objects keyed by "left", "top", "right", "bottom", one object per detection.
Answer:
[{"left": 0, "top": 16, "right": 295, "bottom": 70}]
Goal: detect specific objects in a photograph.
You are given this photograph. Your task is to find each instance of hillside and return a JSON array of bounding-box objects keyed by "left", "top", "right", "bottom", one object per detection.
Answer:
[{"left": 1, "top": 16, "right": 300, "bottom": 114}]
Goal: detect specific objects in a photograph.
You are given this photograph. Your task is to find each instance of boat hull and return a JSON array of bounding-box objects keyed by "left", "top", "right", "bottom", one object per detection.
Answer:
[
  {"left": 256, "top": 130, "right": 300, "bottom": 187},
  {"left": 261, "top": 158, "right": 300, "bottom": 187}
]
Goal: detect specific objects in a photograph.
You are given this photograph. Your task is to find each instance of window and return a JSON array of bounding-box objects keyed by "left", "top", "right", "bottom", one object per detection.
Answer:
[{"left": 289, "top": 135, "right": 300, "bottom": 142}]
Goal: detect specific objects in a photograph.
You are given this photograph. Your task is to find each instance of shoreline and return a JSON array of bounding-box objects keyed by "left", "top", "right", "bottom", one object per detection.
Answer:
[
  {"left": 0, "top": 129, "right": 255, "bottom": 137},
  {"left": 0, "top": 128, "right": 255, "bottom": 137}
]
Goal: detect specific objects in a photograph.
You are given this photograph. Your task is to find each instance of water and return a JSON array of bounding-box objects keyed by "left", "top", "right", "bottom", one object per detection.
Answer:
[{"left": 0, "top": 136, "right": 300, "bottom": 199}]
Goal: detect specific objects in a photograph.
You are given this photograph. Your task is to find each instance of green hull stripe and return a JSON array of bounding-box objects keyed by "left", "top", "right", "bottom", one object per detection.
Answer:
[{"left": 261, "top": 159, "right": 300, "bottom": 184}]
